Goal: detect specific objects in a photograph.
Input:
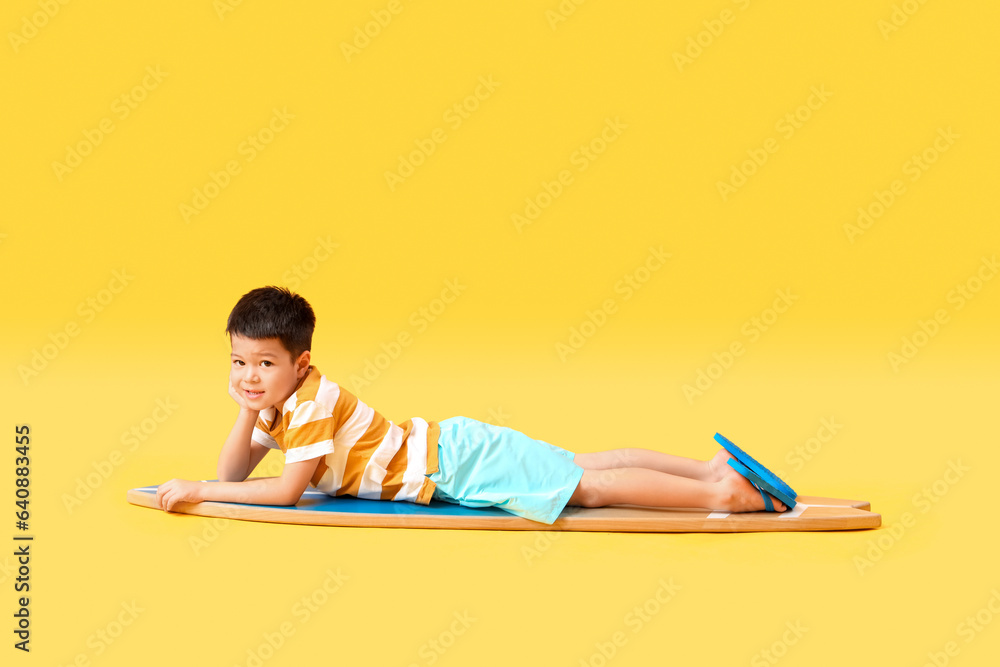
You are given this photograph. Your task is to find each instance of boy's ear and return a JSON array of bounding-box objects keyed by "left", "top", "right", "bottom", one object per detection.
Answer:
[{"left": 295, "top": 349, "right": 311, "bottom": 376}]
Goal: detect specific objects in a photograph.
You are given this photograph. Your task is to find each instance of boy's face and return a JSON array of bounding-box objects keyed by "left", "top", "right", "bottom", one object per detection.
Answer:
[{"left": 229, "top": 334, "right": 311, "bottom": 410}]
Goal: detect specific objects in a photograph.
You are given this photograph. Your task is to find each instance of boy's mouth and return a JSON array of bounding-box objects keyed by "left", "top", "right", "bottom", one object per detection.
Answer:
[{"left": 244, "top": 389, "right": 264, "bottom": 400}]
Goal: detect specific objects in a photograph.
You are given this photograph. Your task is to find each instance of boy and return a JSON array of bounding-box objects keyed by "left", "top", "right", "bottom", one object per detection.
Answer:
[{"left": 155, "top": 286, "right": 785, "bottom": 525}]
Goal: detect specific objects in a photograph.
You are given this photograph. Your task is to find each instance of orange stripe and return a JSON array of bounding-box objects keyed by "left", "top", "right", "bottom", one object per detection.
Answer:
[
  {"left": 311, "top": 457, "right": 329, "bottom": 488},
  {"left": 414, "top": 421, "right": 440, "bottom": 504},
  {"left": 339, "top": 433, "right": 382, "bottom": 496},
  {"left": 280, "top": 367, "right": 322, "bottom": 430},
  {"left": 425, "top": 420, "right": 440, "bottom": 475},
  {"left": 380, "top": 440, "right": 409, "bottom": 500},
  {"left": 331, "top": 386, "right": 358, "bottom": 427},
  {"left": 416, "top": 478, "right": 436, "bottom": 504},
  {"left": 298, "top": 367, "right": 321, "bottom": 400},
  {"left": 285, "top": 416, "right": 337, "bottom": 450}
]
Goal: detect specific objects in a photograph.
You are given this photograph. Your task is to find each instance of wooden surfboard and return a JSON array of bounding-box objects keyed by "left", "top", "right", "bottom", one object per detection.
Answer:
[{"left": 127, "top": 482, "right": 880, "bottom": 532}]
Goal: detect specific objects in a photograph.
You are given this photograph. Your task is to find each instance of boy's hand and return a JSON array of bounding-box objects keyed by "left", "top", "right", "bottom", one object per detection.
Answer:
[
  {"left": 156, "top": 479, "right": 204, "bottom": 512},
  {"left": 228, "top": 378, "right": 251, "bottom": 410}
]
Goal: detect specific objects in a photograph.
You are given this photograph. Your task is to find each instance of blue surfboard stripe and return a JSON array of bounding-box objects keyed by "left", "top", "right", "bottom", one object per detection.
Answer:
[{"left": 133, "top": 482, "right": 517, "bottom": 518}]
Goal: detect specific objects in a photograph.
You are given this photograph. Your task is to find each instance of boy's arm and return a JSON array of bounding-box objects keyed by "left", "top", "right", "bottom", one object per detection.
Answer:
[
  {"left": 197, "top": 456, "right": 321, "bottom": 506},
  {"left": 217, "top": 407, "right": 260, "bottom": 482}
]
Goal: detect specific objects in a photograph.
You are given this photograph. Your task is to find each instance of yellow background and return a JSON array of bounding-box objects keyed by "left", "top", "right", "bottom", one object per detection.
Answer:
[{"left": 3, "top": 0, "right": 998, "bottom": 664}]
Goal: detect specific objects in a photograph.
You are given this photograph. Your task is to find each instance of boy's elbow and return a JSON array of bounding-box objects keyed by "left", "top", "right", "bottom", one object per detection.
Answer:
[
  {"left": 278, "top": 488, "right": 305, "bottom": 506},
  {"left": 275, "top": 478, "right": 309, "bottom": 506}
]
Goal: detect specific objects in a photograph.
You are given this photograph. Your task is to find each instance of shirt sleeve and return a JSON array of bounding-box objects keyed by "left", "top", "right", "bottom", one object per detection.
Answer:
[
  {"left": 283, "top": 400, "right": 337, "bottom": 464},
  {"left": 251, "top": 413, "right": 279, "bottom": 450}
]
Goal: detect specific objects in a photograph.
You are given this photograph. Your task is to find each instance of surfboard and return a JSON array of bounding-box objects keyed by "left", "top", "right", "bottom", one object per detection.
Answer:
[{"left": 127, "top": 482, "right": 880, "bottom": 532}]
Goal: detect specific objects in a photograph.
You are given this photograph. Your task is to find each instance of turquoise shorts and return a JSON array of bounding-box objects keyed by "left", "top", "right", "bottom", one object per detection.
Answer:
[{"left": 426, "top": 416, "right": 585, "bottom": 525}]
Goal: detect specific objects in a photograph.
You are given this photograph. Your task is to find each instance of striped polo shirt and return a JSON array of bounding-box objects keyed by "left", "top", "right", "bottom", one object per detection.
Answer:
[{"left": 251, "top": 366, "right": 440, "bottom": 505}]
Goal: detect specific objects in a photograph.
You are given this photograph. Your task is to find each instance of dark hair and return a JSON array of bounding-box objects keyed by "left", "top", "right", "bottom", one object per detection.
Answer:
[{"left": 225, "top": 286, "right": 315, "bottom": 361}]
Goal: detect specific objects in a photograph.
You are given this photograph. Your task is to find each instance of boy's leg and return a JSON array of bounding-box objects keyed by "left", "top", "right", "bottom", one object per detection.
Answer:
[
  {"left": 565, "top": 465, "right": 786, "bottom": 513},
  {"left": 572, "top": 447, "right": 725, "bottom": 482}
]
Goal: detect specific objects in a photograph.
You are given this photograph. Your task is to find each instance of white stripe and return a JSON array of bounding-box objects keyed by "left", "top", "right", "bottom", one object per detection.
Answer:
[
  {"left": 288, "top": 400, "right": 330, "bottom": 430},
  {"left": 260, "top": 406, "right": 276, "bottom": 426},
  {"left": 279, "top": 398, "right": 336, "bottom": 462},
  {"left": 316, "top": 464, "right": 335, "bottom": 494},
  {"left": 778, "top": 503, "right": 809, "bottom": 519},
  {"left": 393, "top": 417, "right": 429, "bottom": 502},
  {"left": 282, "top": 391, "right": 298, "bottom": 417},
  {"left": 318, "top": 399, "right": 375, "bottom": 495},
  {"left": 707, "top": 502, "right": 842, "bottom": 520},
  {"left": 284, "top": 439, "right": 334, "bottom": 463},
  {"left": 777, "top": 502, "right": 844, "bottom": 518},
  {"left": 357, "top": 423, "right": 405, "bottom": 499},
  {"left": 252, "top": 427, "right": 279, "bottom": 449},
  {"left": 314, "top": 376, "right": 341, "bottom": 414}
]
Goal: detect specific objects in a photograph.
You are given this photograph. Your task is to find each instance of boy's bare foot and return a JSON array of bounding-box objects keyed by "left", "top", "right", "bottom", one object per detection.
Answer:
[
  {"left": 713, "top": 458, "right": 787, "bottom": 512},
  {"left": 705, "top": 449, "right": 735, "bottom": 482}
]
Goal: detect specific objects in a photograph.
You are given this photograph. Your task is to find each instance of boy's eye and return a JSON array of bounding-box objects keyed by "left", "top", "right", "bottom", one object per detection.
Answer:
[
  {"left": 261, "top": 361, "right": 272, "bottom": 367},
  {"left": 233, "top": 360, "right": 244, "bottom": 366}
]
